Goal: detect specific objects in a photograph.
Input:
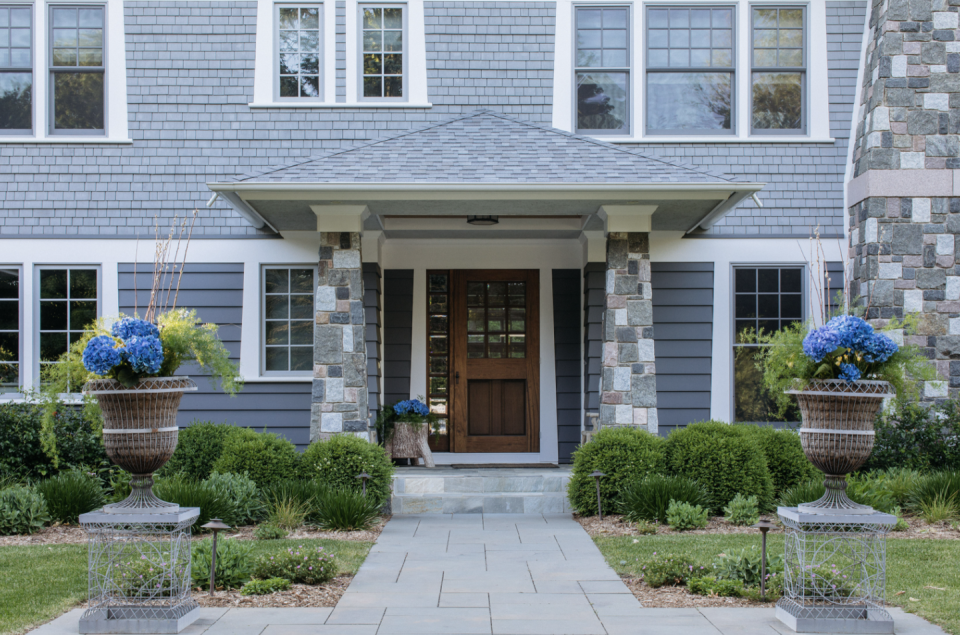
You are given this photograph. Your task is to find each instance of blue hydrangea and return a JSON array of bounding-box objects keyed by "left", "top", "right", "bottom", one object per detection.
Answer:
[
  {"left": 839, "top": 364, "right": 861, "bottom": 383},
  {"left": 862, "top": 333, "right": 898, "bottom": 363},
  {"left": 121, "top": 335, "right": 165, "bottom": 374},
  {"left": 393, "top": 399, "right": 430, "bottom": 417},
  {"left": 802, "top": 326, "right": 841, "bottom": 362},
  {"left": 82, "top": 336, "right": 122, "bottom": 375},
  {"left": 826, "top": 315, "right": 875, "bottom": 350},
  {"left": 112, "top": 318, "right": 160, "bottom": 341}
]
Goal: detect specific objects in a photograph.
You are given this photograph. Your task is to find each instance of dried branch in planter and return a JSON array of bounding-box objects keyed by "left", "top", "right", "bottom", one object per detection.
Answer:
[{"left": 144, "top": 210, "right": 198, "bottom": 323}]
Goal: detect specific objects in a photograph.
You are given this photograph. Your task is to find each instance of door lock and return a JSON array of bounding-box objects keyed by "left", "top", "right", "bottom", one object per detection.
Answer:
[{"left": 455, "top": 371, "right": 460, "bottom": 384}]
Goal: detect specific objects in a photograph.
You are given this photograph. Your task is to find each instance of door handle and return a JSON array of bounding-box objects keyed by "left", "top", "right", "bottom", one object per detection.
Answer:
[{"left": 455, "top": 371, "right": 460, "bottom": 385}]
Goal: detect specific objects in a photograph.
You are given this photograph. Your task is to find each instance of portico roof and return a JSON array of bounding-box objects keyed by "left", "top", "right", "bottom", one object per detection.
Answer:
[{"left": 207, "top": 110, "right": 764, "bottom": 236}]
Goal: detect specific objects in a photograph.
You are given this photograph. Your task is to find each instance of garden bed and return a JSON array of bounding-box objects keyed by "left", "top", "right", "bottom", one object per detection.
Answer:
[
  {"left": 193, "top": 575, "right": 353, "bottom": 608},
  {"left": 621, "top": 576, "right": 768, "bottom": 608}
]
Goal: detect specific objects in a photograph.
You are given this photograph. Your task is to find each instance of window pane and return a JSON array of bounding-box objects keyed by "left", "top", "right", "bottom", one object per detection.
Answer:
[
  {"left": 577, "top": 71, "right": 628, "bottom": 131},
  {"left": 289, "top": 320, "right": 312, "bottom": 345},
  {"left": 508, "top": 334, "right": 526, "bottom": 358},
  {"left": 754, "top": 8, "right": 777, "bottom": 28},
  {"left": 429, "top": 294, "right": 448, "bottom": 313},
  {"left": 487, "top": 307, "right": 505, "bottom": 332},
  {"left": 467, "top": 334, "right": 484, "bottom": 358},
  {"left": 647, "top": 72, "right": 731, "bottom": 131},
  {"left": 430, "top": 314, "right": 448, "bottom": 334},
  {"left": 779, "top": 49, "right": 802, "bottom": 67},
  {"left": 429, "top": 335, "right": 448, "bottom": 354},
  {"left": 265, "top": 268, "right": 288, "bottom": 293},
  {"left": 0, "top": 300, "right": 16, "bottom": 330},
  {"left": 384, "top": 30, "right": 402, "bottom": 51},
  {"left": 753, "top": 72, "right": 802, "bottom": 129},
  {"left": 40, "top": 332, "right": 67, "bottom": 361},
  {"left": 70, "top": 269, "right": 97, "bottom": 298},
  {"left": 266, "top": 295, "right": 288, "bottom": 319},
  {"left": 579, "top": 9, "right": 601, "bottom": 28},
  {"left": 279, "top": 8, "right": 299, "bottom": 29},
  {"left": 429, "top": 356, "right": 448, "bottom": 374},
  {"left": 78, "top": 8, "right": 102, "bottom": 27},
  {"left": 265, "top": 321, "right": 289, "bottom": 345},
  {"left": 429, "top": 274, "right": 448, "bottom": 293},
  {"left": 363, "top": 7, "right": 381, "bottom": 28},
  {"left": 383, "top": 8, "right": 402, "bottom": 28},
  {"left": 467, "top": 308, "right": 485, "bottom": 332},
  {"left": 0, "top": 72, "right": 31, "bottom": 130},
  {"left": 280, "top": 76, "right": 299, "bottom": 97},
  {"left": 734, "top": 346, "right": 798, "bottom": 422},
  {"left": 488, "top": 333, "right": 505, "bottom": 358},
  {"left": 78, "top": 49, "right": 103, "bottom": 66},
  {"left": 781, "top": 294, "right": 802, "bottom": 319},
  {"left": 265, "top": 347, "right": 288, "bottom": 371},
  {"left": 430, "top": 376, "right": 448, "bottom": 394},
  {"left": 300, "top": 7, "right": 319, "bottom": 29},
  {"left": 735, "top": 268, "right": 756, "bottom": 293},
  {"left": 41, "top": 269, "right": 67, "bottom": 299},
  {"left": 384, "top": 75, "right": 402, "bottom": 97},
  {"left": 0, "top": 269, "right": 17, "bottom": 299},
  {"left": 52, "top": 48, "right": 77, "bottom": 66},
  {"left": 363, "top": 31, "right": 382, "bottom": 51},
  {"left": 52, "top": 8, "right": 76, "bottom": 28},
  {"left": 70, "top": 300, "right": 96, "bottom": 330},
  {"left": 53, "top": 72, "right": 104, "bottom": 130},
  {"left": 290, "top": 346, "right": 312, "bottom": 371},
  {"left": 780, "top": 9, "right": 803, "bottom": 28},
  {"left": 383, "top": 53, "right": 401, "bottom": 74},
  {"left": 781, "top": 268, "right": 801, "bottom": 293},
  {"left": 735, "top": 295, "right": 756, "bottom": 319},
  {"left": 758, "top": 268, "right": 779, "bottom": 292},
  {"left": 290, "top": 294, "right": 312, "bottom": 319}
]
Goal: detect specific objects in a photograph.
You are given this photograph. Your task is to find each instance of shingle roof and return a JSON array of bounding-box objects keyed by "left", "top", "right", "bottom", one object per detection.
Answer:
[{"left": 232, "top": 110, "right": 737, "bottom": 184}]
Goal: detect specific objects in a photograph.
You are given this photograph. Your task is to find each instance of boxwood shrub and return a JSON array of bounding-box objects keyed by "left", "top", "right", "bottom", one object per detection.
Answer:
[
  {"left": 299, "top": 434, "right": 394, "bottom": 507},
  {"left": 0, "top": 401, "right": 107, "bottom": 480},
  {"left": 161, "top": 422, "right": 256, "bottom": 481},
  {"left": 735, "top": 424, "right": 818, "bottom": 497},
  {"left": 213, "top": 432, "right": 300, "bottom": 488},
  {"left": 568, "top": 427, "right": 666, "bottom": 516},
  {"left": 664, "top": 421, "right": 774, "bottom": 512}
]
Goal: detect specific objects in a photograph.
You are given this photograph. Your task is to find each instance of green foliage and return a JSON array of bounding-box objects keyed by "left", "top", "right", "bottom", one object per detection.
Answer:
[
  {"left": 252, "top": 545, "right": 337, "bottom": 585},
  {"left": 153, "top": 477, "right": 234, "bottom": 529},
  {"left": 857, "top": 468, "right": 922, "bottom": 507},
  {"left": 664, "top": 421, "right": 775, "bottom": 512},
  {"left": 687, "top": 576, "right": 743, "bottom": 597},
  {"left": 35, "top": 470, "right": 105, "bottom": 524},
  {"left": 779, "top": 478, "right": 825, "bottom": 509},
  {"left": 778, "top": 475, "right": 897, "bottom": 513},
  {"left": 260, "top": 480, "right": 328, "bottom": 524},
  {"left": 890, "top": 507, "right": 910, "bottom": 532},
  {"left": 619, "top": 475, "right": 711, "bottom": 524},
  {"left": 267, "top": 495, "right": 310, "bottom": 530},
  {"left": 640, "top": 553, "right": 708, "bottom": 588},
  {"left": 213, "top": 432, "right": 299, "bottom": 488},
  {"left": 241, "top": 577, "right": 290, "bottom": 596},
  {"left": 115, "top": 552, "right": 183, "bottom": 598},
  {"left": 204, "top": 472, "right": 263, "bottom": 526},
  {"left": 908, "top": 471, "right": 960, "bottom": 522},
  {"left": 300, "top": 435, "right": 394, "bottom": 507},
  {"left": 665, "top": 500, "right": 709, "bottom": 531},
  {"left": 723, "top": 494, "right": 760, "bottom": 526},
  {"left": 191, "top": 537, "right": 254, "bottom": 590},
  {"left": 712, "top": 547, "right": 783, "bottom": 587},
  {"left": 632, "top": 519, "right": 658, "bottom": 535},
  {"left": 865, "top": 400, "right": 960, "bottom": 472},
  {"left": 0, "top": 400, "right": 107, "bottom": 479},
  {"left": 253, "top": 523, "right": 288, "bottom": 540},
  {"left": 374, "top": 396, "right": 440, "bottom": 443},
  {"left": 568, "top": 427, "right": 666, "bottom": 516},
  {"left": 161, "top": 422, "right": 255, "bottom": 481},
  {"left": 314, "top": 487, "right": 382, "bottom": 531},
  {"left": 0, "top": 485, "right": 50, "bottom": 536},
  {"left": 735, "top": 425, "right": 818, "bottom": 496}
]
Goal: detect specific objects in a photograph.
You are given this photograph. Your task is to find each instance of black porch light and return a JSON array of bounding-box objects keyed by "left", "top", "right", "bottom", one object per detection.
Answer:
[
  {"left": 356, "top": 471, "right": 371, "bottom": 496},
  {"left": 200, "top": 518, "right": 231, "bottom": 596},
  {"left": 751, "top": 519, "right": 778, "bottom": 599},
  {"left": 590, "top": 471, "right": 606, "bottom": 520},
  {"left": 466, "top": 215, "right": 499, "bottom": 226}
]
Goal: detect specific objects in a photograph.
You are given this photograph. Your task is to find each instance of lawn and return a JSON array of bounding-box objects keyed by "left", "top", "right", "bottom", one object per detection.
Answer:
[
  {"left": 0, "top": 538, "right": 372, "bottom": 635},
  {"left": 595, "top": 534, "right": 960, "bottom": 635}
]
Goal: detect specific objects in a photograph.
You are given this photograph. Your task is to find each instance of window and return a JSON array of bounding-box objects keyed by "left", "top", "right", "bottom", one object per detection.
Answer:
[
  {"left": 427, "top": 271, "right": 450, "bottom": 451},
  {"left": 277, "top": 5, "right": 322, "bottom": 99},
  {"left": 49, "top": 5, "right": 104, "bottom": 134},
  {"left": 0, "top": 6, "right": 32, "bottom": 134},
  {"left": 733, "top": 266, "right": 802, "bottom": 422},
  {"left": 0, "top": 268, "right": 20, "bottom": 392},
  {"left": 263, "top": 267, "right": 315, "bottom": 373},
  {"left": 37, "top": 268, "right": 98, "bottom": 379},
  {"left": 466, "top": 280, "right": 526, "bottom": 359},
  {"left": 575, "top": 6, "right": 629, "bottom": 134},
  {"left": 360, "top": 4, "right": 403, "bottom": 99},
  {"left": 752, "top": 7, "right": 804, "bottom": 133},
  {"left": 646, "top": 6, "right": 734, "bottom": 134}
]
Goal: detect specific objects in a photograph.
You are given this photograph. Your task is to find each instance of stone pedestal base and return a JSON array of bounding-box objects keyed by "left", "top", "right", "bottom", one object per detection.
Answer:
[{"left": 79, "top": 607, "right": 199, "bottom": 634}]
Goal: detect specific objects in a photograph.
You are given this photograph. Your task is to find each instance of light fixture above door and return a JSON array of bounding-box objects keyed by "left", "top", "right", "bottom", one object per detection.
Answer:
[{"left": 466, "top": 215, "right": 499, "bottom": 226}]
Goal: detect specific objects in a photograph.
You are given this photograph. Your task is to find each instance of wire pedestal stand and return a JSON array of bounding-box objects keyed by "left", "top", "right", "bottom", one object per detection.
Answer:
[
  {"left": 79, "top": 508, "right": 200, "bottom": 634},
  {"left": 776, "top": 507, "right": 897, "bottom": 634}
]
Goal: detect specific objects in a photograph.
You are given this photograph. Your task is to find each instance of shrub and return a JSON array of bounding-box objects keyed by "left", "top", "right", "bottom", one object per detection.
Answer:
[
  {"left": 918, "top": 492, "right": 958, "bottom": 523},
  {"left": 0, "top": 485, "right": 50, "bottom": 535},
  {"left": 666, "top": 500, "right": 708, "bottom": 531},
  {"left": 723, "top": 494, "right": 760, "bottom": 526},
  {"left": 907, "top": 470, "right": 960, "bottom": 514},
  {"left": 213, "top": 432, "right": 300, "bottom": 488},
  {"left": 314, "top": 486, "right": 382, "bottom": 531},
  {"left": 779, "top": 478, "right": 824, "bottom": 509},
  {"left": 858, "top": 468, "right": 921, "bottom": 507},
  {"left": 633, "top": 519, "right": 658, "bottom": 535},
  {"left": 641, "top": 553, "right": 707, "bottom": 588},
  {"left": 260, "top": 479, "right": 328, "bottom": 521},
  {"left": 36, "top": 469, "right": 105, "bottom": 524},
  {"left": 153, "top": 477, "right": 234, "bottom": 529},
  {"left": 204, "top": 472, "right": 263, "bottom": 526},
  {"left": 687, "top": 576, "right": 743, "bottom": 597},
  {"left": 620, "top": 475, "right": 711, "bottom": 524},
  {"left": 162, "top": 422, "right": 256, "bottom": 481},
  {"left": 779, "top": 476, "right": 897, "bottom": 513},
  {"left": 736, "top": 425, "right": 818, "bottom": 496},
  {"left": 865, "top": 400, "right": 960, "bottom": 472},
  {"left": 713, "top": 547, "right": 783, "bottom": 587},
  {"left": 267, "top": 495, "right": 310, "bottom": 530},
  {"left": 890, "top": 506, "right": 910, "bottom": 532},
  {"left": 0, "top": 401, "right": 107, "bottom": 480},
  {"left": 300, "top": 435, "right": 394, "bottom": 507},
  {"left": 241, "top": 577, "right": 290, "bottom": 596},
  {"left": 253, "top": 523, "right": 288, "bottom": 540},
  {"left": 664, "top": 421, "right": 775, "bottom": 512},
  {"left": 191, "top": 537, "right": 254, "bottom": 590},
  {"left": 568, "top": 427, "right": 666, "bottom": 516},
  {"left": 252, "top": 545, "right": 337, "bottom": 585}
]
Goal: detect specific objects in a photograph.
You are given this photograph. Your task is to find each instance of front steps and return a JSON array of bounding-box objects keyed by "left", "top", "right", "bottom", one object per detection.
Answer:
[{"left": 391, "top": 467, "right": 574, "bottom": 514}]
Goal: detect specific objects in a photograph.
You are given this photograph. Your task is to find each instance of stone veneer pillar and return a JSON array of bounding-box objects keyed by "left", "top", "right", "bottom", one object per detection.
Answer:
[
  {"left": 599, "top": 232, "right": 658, "bottom": 433},
  {"left": 311, "top": 232, "right": 369, "bottom": 440}
]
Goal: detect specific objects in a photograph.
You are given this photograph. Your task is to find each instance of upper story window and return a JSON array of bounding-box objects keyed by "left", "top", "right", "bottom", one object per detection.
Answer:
[
  {"left": 50, "top": 5, "right": 105, "bottom": 134},
  {"left": 361, "top": 4, "right": 404, "bottom": 100},
  {"left": 277, "top": 5, "right": 322, "bottom": 100},
  {"left": 752, "top": 7, "right": 804, "bottom": 133},
  {"left": 0, "top": 268, "right": 20, "bottom": 393},
  {"left": 646, "top": 6, "right": 734, "bottom": 135},
  {"left": 263, "top": 267, "right": 315, "bottom": 374},
  {"left": 575, "top": 6, "right": 629, "bottom": 134},
  {"left": 37, "top": 267, "right": 98, "bottom": 379},
  {"left": 0, "top": 6, "right": 32, "bottom": 135}
]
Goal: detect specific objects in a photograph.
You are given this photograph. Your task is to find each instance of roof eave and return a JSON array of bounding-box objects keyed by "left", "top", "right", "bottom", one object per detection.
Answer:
[{"left": 207, "top": 181, "right": 765, "bottom": 195}]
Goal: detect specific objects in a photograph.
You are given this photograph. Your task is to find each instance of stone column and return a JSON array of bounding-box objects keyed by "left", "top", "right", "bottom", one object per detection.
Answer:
[
  {"left": 311, "top": 232, "right": 369, "bottom": 440},
  {"left": 599, "top": 232, "right": 658, "bottom": 434}
]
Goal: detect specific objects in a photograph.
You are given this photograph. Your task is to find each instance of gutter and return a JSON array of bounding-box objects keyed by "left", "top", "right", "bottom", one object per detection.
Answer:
[
  {"left": 218, "top": 191, "right": 279, "bottom": 233},
  {"left": 207, "top": 181, "right": 766, "bottom": 195}
]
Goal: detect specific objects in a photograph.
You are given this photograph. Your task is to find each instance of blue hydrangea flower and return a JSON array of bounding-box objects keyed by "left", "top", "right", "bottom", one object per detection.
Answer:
[
  {"left": 82, "top": 336, "right": 122, "bottom": 375},
  {"left": 838, "top": 364, "right": 861, "bottom": 383},
  {"left": 112, "top": 318, "right": 160, "bottom": 341},
  {"left": 862, "top": 333, "right": 898, "bottom": 363},
  {"left": 121, "top": 335, "right": 165, "bottom": 374},
  {"left": 826, "top": 315, "right": 874, "bottom": 350},
  {"left": 802, "top": 326, "right": 842, "bottom": 362},
  {"left": 393, "top": 399, "right": 430, "bottom": 417}
]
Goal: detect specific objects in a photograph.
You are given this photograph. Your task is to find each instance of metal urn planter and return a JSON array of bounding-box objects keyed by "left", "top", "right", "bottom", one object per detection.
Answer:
[
  {"left": 83, "top": 376, "right": 198, "bottom": 514},
  {"left": 787, "top": 379, "right": 894, "bottom": 516}
]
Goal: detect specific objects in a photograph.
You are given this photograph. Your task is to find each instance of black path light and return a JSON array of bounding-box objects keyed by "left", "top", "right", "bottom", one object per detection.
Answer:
[
  {"left": 590, "top": 471, "right": 606, "bottom": 520},
  {"left": 751, "top": 519, "right": 778, "bottom": 599},
  {"left": 356, "top": 472, "right": 371, "bottom": 496},
  {"left": 200, "top": 518, "right": 230, "bottom": 596}
]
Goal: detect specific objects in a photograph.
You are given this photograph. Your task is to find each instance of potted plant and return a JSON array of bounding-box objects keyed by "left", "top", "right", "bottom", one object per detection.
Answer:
[{"left": 376, "top": 398, "right": 438, "bottom": 468}]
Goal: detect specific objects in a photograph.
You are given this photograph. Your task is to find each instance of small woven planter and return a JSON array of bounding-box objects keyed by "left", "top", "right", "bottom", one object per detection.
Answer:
[
  {"left": 787, "top": 379, "right": 894, "bottom": 515},
  {"left": 387, "top": 422, "right": 435, "bottom": 468},
  {"left": 83, "top": 377, "right": 198, "bottom": 514}
]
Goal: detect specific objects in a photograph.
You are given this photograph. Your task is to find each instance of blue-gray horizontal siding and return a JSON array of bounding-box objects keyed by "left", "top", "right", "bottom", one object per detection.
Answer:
[
  {"left": 652, "top": 262, "right": 714, "bottom": 435},
  {"left": 118, "top": 263, "right": 312, "bottom": 448},
  {"left": 382, "top": 270, "right": 413, "bottom": 408},
  {"left": 552, "top": 269, "right": 580, "bottom": 463},
  {"left": 582, "top": 262, "right": 604, "bottom": 430}
]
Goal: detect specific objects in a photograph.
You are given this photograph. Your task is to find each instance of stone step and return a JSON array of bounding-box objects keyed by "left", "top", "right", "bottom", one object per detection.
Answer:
[{"left": 390, "top": 467, "right": 574, "bottom": 514}]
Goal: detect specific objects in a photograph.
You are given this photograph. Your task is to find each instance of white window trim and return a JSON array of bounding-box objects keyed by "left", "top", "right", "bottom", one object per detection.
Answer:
[
  {"left": 33, "top": 264, "right": 102, "bottom": 385},
  {"left": 0, "top": 0, "right": 129, "bottom": 144},
  {"left": 552, "top": 0, "right": 832, "bottom": 143},
  {"left": 274, "top": 3, "right": 325, "bottom": 103},
  {"left": 260, "top": 264, "right": 317, "bottom": 377}
]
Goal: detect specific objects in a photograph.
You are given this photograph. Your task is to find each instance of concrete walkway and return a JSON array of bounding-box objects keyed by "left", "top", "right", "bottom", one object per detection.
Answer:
[{"left": 32, "top": 513, "right": 947, "bottom": 635}]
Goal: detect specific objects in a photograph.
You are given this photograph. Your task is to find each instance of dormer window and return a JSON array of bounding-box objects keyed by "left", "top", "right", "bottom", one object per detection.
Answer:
[
  {"left": 276, "top": 4, "right": 322, "bottom": 100},
  {"left": 360, "top": 4, "right": 405, "bottom": 100}
]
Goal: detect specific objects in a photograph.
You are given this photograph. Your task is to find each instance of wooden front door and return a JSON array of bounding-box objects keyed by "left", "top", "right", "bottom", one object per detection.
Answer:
[{"left": 451, "top": 270, "right": 539, "bottom": 453}]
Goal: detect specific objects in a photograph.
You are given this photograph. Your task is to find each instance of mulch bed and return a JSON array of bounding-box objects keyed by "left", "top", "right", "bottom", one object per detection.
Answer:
[
  {"left": 621, "top": 576, "right": 771, "bottom": 608},
  {"left": 192, "top": 575, "right": 354, "bottom": 608}
]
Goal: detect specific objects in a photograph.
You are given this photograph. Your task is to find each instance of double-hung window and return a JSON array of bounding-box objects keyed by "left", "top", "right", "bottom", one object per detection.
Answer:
[
  {"left": 574, "top": 6, "right": 629, "bottom": 134},
  {"left": 733, "top": 266, "right": 802, "bottom": 422},
  {"left": 263, "top": 267, "right": 315, "bottom": 374},
  {"left": 361, "top": 4, "right": 404, "bottom": 99},
  {"left": 277, "top": 5, "right": 322, "bottom": 99},
  {"left": 0, "top": 268, "right": 20, "bottom": 392},
  {"left": 37, "top": 267, "right": 99, "bottom": 380},
  {"left": 50, "top": 5, "right": 105, "bottom": 134},
  {"left": 646, "top": 6, "right": 734, "bottom": 134},
  {"left": 752, "top": 7, "right": 804, "bottom": 133},
  {"left": 0, "top": 5, "right": 32, "bottom": 134}
]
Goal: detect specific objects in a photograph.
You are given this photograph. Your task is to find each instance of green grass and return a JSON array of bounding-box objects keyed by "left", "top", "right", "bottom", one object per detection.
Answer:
[
  {"left": 594, "top": 534, "right": 960, "bottom": 635},
  {"left": 0, "top": 538, "right": 372, "bottom": 635}
]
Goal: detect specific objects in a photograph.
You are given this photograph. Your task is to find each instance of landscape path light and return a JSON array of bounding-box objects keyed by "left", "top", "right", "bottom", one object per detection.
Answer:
[
  {"left": 590, "top": 471, "right": 606, "bottom": 520},
  {"left": 356, "top": 472, "right": 371, "bottom": 496},
  {"left": 751, "top": 519, "right": 778, "bottom": 599},
  {"left": 200, "top": 518, "right": 231, "bottom": 596}
]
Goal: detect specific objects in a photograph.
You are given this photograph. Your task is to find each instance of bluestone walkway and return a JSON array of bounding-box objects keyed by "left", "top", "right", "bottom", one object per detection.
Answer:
[{"left": 31, "top": 513, "right": 948, "bottom": 635}]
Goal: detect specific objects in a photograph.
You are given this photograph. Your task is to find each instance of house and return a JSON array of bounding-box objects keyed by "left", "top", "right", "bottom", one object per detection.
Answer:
[{"left": 0, "top": 0, "right": 873, "bottom": 466}]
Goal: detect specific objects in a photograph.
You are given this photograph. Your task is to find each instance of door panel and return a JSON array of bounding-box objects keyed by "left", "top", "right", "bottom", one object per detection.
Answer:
[{"left": 466, "top": 379, "right": 527, "bottom": 437}]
